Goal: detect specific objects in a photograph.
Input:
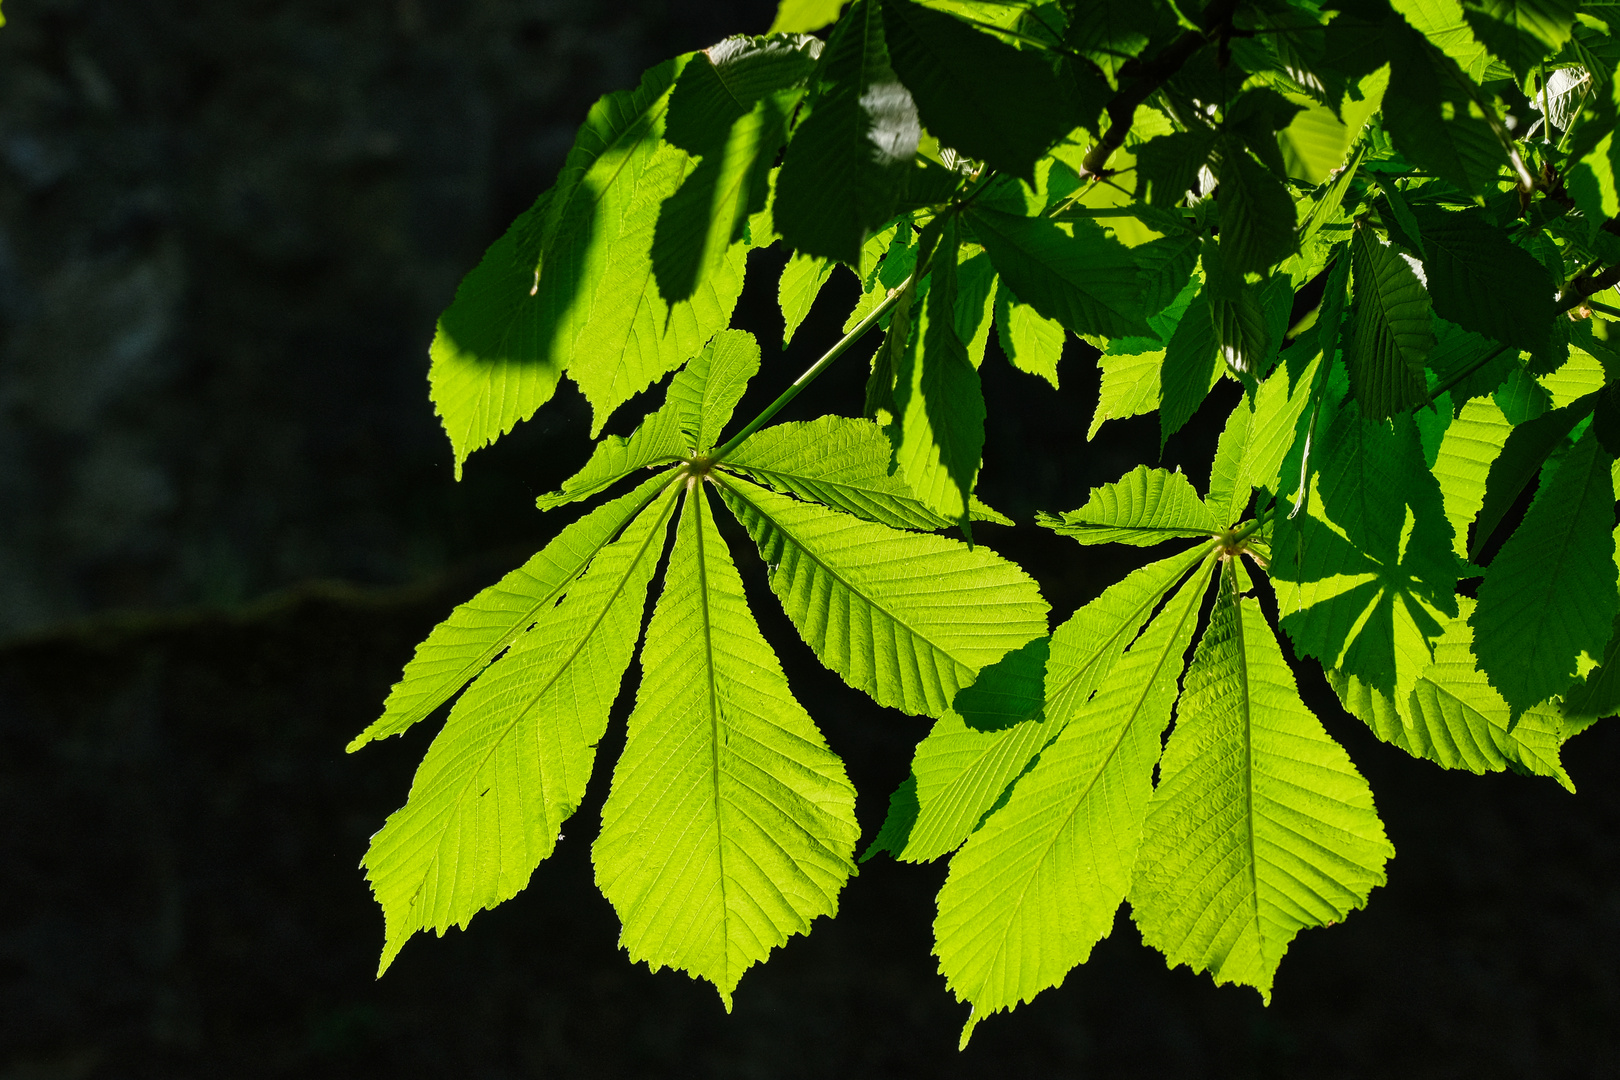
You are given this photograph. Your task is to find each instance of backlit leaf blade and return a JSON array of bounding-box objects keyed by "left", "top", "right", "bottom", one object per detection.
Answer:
[
  {"left": 363, "top": 481, "right": 681, "bottom": 973},
  {"left": 1272, "top": 403, "right": 1459, "bottom": 702},
  {"left": 428, "top": 192, "right": 559, "bottom": 479},
  {"left": 1471, "top": 426, "right": 1619, "bottom": 716},
  {"left": 1216, "top": 138, "right": 1298, "bottom": 275},
  {"left": 357, "top": 471, "right": 679, "bottom": 748},
  {"left": 722, "top": 415, "right": 963, "bottom": 530},
  {"left": 1381, "top": 22, "right": 1510, "bottom": 199},
  {"left": 779, "top": 252, "right": 836, "bottom": 347},
  {"left": 937, "top": 558, "right": 1212, "bottom": 1043},
  {"left": 994, "top": 282, "right": 1065, "bottom": 388},
  {"left": 1090, "top": 347, "right": 1165, "bottom": 439},
  {"left": 715, "top": 474, "right": 1049, "bottom": 718},
  {"left": 1470, "top": 389, "right": 1599, "bottom": 559},
  {"left": 594, "top": 487, "right": 859, "bottom": 1008},
  {"left": 769, "top": 0, "right": 847, "bottom": 34},
  {"left": 1037, "top": 465, "right": 1222, "bottom": 547},
  {"left": 667, "top": 328, "right": 762, "bottom": 453},
  {"left": 652, "top": 38, "right": 814, "bottom": 306},
  {"left": 535, "top": 409, "right": 687, "bottom": 512},
  {"left": 1430, "top": 396, "right": 1511, "bottom": 560},
  {"left": 885, "top": 544, "right": 1212, "bottom": 863},
  {"left": 1130, "top": 562, "right": 1394, "bottom": 1002},
  {"left": 1330, "top": 597, "right": 1580, "bottom": 791},
  {"left": 1461, "top": 0, "right": 1577, "bottom": 78}
]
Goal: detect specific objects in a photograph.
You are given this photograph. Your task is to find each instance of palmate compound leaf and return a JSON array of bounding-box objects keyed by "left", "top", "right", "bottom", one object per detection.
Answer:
[
  {"left": 594, "top": 484, "right": 859, "bottom": 1009},
  {"left": 935, "top": 552, "right": 1215, "bottom": 1045},
  {"left": 875, "top": 543, "right": 1215, "bottom": 864},
  {"left": 362, "top": 475, "right": 683, "bottom": 973},
  {"left": 1470, "top": 425, "right": 1620, "bottom": 717},
  {"left": 714, "top": 472, "right": 1049, "bottom": 719},
  {"left": 1036, "top": 465, "right": 1223, "bottom": 547},
  {"left": 1331, "top": 597, "right": 1583, "bottom": 791},
  {"left": 354, "top": 471, "right": 681, "bottom": 750},
  {"left": 1130, "top": 559, "right": 1394, "bottom": 1003},
  {"left": 1272, "top": 402, "right": 1460, "bottom": 706},
  {"left": 429, "top": 55, "right": 755, "bottom": 471}
]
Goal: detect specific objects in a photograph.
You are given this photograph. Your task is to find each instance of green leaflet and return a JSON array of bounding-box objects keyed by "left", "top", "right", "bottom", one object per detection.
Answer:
[
  {"left": 994, "top": 281, "right": 1065, "bottom": 388},
  {"left": 1461, "top": 0, "right": 1578, "bottom": 77},
  {"left": 1381, "top": 25, "right": 1512, "bottom": 200},
  {"left": 1411, "top": 205, "right": 1554, "bottom": 354},
  {"left": 1430, "top": 396, "right": 1511, "bottom": 560},
  {"left": 427, "top": 191, "right": 557, "bottom": 478},
  {"left": 1037, "top": 465, "right": 1223, "bottom": 547},
  {"left": 1130, "top": 561, "right": 1394, "bottom": 1003},
  {"left": 1064, "top": 0, "right": 1162, "bottom": 81},
  {"left": 652, "top": 37, "right": 815, "bottom": 306},
  {"left": 1273, "top": 403, "right": 1459, "bottom": 703},
  {"left": 879, "top": 543, "right": 1212, "bottom": 863},
  {"left": 1331, "top": 597, "right": 1581, "bottom": 791},
  {"left": 715, "top": 473, "right": 1049, "bottom": 718},
  {"left": 667, "top": 328, "right": 761, "bottom": 453},
  {"left": 954, "top": 247, "right": 998, "bottom": 369},
  {"left": 1278, "top": 73, "right": 1387, "bottom": 184},
  {"left": 1159, "top": 291, "right": 1221, "bottom": 444},
  {"left": 1471, "top": 389, "right": 1599, "bottom": 559},
  {"left": 769, "top": 0, "right": 847, "bottom": 34},
  {"left": 535, "top": 408, "right": 687, "bottom": 512},
  {"left": 723, "top": 415, "right": 981, "bottom": 531},
  {"left": 967, "top": 207, "right": 1152, "bottom": 339},
  {"left": 358, "top": 470, "right": 679, "bottom": 748},
  {"left": 779, "top": 251, "right": 835, "bottom": 347},
  {"left": 774, "top": 0, "right": 918, "bottom": 264},
  {"left": 1215, "top": 137, "right": 1298, "bottom": 276},
  {"left": 881, "top": 0, "right": 1070, "bottom": 180},
  {"left": 594, "top": 487, "right": 859, "bottom": 1009},
  {"left": 535, "top": 329, "right": 759, "bottom": 510},
  {"left": 1390, "top": 0, "right": 1496, "bottom": 79},
  {"left": 1135, "top": 130, "right": 1218, "bottom": 209},
  {"left": 1209, "top": 353, "right": 1321, "bottom": 524},
  {"left": 1345, "top": 225, "right": 1433, "bottom": 420},
  {"left": 937, "top": 555, "right": 1212, "bottom": 1045},
  {"left": 888, "top": 220, "right": 986, "bottom": 525},
  {"left": 1471, "top": 426, "right": 1619, "bottom": 716},
  {"left": 1132, "top": 232, "right": 1202, "bottom": 318},
  {"left": 1090, "top": 347, "right": 1165, "bottom": 439},
  {"left": 363, "top": 479, "right": 681, "bottom": 973}
]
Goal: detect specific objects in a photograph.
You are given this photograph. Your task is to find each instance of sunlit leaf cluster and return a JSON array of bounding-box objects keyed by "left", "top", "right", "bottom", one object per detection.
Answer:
[{"left": 352, "top": 0, "right": 1620, "bottom": 1044}]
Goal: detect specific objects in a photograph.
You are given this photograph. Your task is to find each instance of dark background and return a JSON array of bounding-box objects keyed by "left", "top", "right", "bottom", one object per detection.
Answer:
[{"left": 1, "top": 2, "right": 1616, "bottom": 1077}]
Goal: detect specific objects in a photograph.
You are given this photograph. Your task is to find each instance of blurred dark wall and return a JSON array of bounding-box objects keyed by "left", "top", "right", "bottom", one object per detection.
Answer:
[{"left": 2, "top": 2, "right": 1618, "bottom": 1078}]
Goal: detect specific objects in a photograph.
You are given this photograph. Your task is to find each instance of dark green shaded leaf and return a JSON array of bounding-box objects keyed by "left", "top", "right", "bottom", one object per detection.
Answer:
[
  {"left": 1471, "top": 427, "right": 1619, "bottom": 715},
  {"left": 1216, "top": 136, "right": 1298, "bottom": 275},
  {"left": 1345, "top": 226, "right": 1433, "bottom": 419},
  {"left": 1471, "top": 389, "right": 1600, "bottom": 559},
  {"left": 1412, "top": 205, "right": 1553, "bottom": 354},
  {"left": 968, "top": 207, "right": 1151, "bottom": 338},
  {"left": 882, "top": 0, "right": 1072, "bottom": 179},
  {"left": 775, "top": 1, "right": 918, "bottom": 264}
]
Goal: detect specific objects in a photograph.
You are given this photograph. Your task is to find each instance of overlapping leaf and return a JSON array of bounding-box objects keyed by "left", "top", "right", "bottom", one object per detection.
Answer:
[
  {"left": 935, "top": 557, "right": 1212, "bottom": 1042},
  {"left": 363, "top": 480, "right": 681, "bottom": 972},
  {"left": 1130, "top": 562, "right": 1394, "bottom": 1002},
  {"left": 716, "top": 474, "right": 1048, "bottom": 718},
  {"left": 594, "top": 488, "right": 859, "bottom": 1007},
  {"left": 1471, "top": 426, "right": 1619, "bottom": 715},
  {"left": 1037, "top": 466, "right": 1222, "bottom": 547}
]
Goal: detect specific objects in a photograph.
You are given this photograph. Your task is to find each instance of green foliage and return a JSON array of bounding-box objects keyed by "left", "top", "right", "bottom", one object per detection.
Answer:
[{"left": 356, "top": 0, "right": 1620, "bottom": 1048}]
